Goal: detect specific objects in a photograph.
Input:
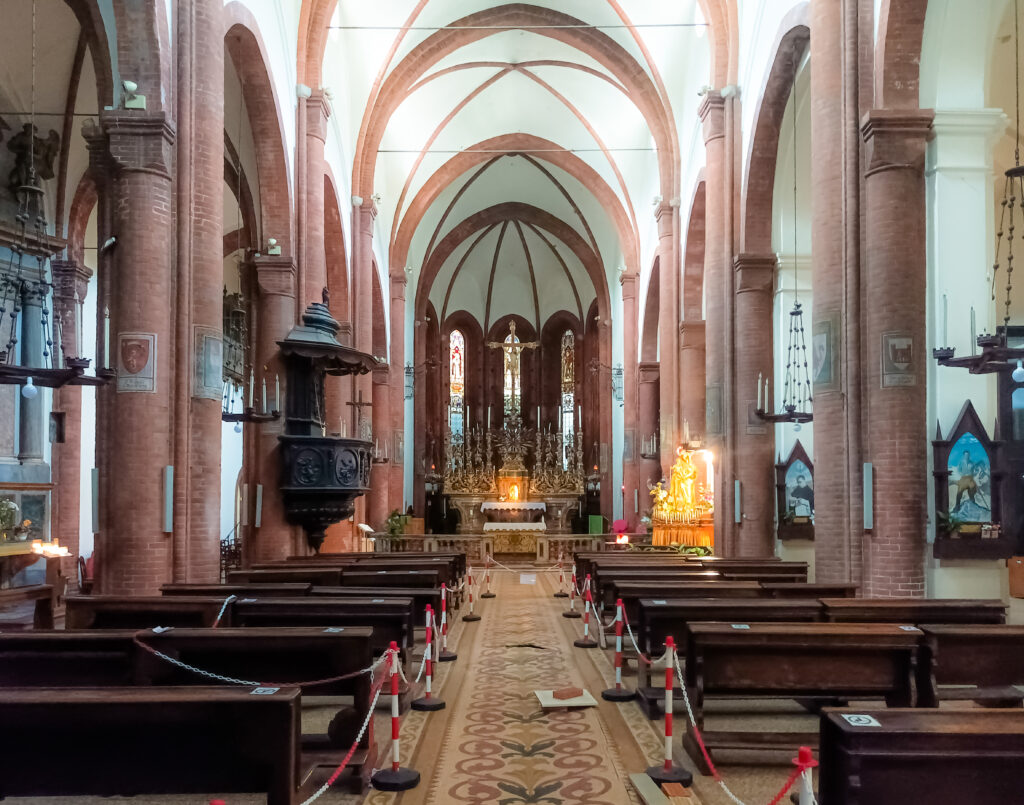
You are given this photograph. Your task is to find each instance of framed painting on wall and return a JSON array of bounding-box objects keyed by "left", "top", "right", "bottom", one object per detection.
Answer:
[{"left": 775, "top": 440, "right": 814, "bottom": 540}]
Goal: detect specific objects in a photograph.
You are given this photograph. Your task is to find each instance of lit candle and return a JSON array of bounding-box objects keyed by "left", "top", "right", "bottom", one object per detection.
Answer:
[
  {"left": 757, "top": 372, "right": 762, "bottom": 410},
  {"left": 537, "top": 406, "right": 541, "bottom": 429},
  {"left": 577, "top": 405, "right": 582, "bottom": 424},
  {"left": 634, "top": 488, "right": 639, "bottom": 511},
  {"left": 338, "top": 417, "right": 342, "bottom": 437},
  {"left": 262, "top": 377, "right": 267, "bottom": 413},
  {"left": 970, "top": 306, "right": 977, "bottom": 355},
  {"left": 942, "top": 294, "right": 948, "bottom": 347},
  {"left": 765, "top": 378, "right": 770, "bottom": 412},
  {"left": 103, "top": 307, "right": 110, "bottom": 368},
  {"left": 73, "top": 290, "right": 82, "bottom": 357},
  {"left": 275, "top": 374, "right": 280, "bottom": 412},
  {"left": 248, "top": 369, "right": 254, "bottom": 408},
  {"left": 487, "top": 407, "right": 491, "bottom": 428},
  {"left": 684, "top": 419, "right": 690, "bottom": 443}
]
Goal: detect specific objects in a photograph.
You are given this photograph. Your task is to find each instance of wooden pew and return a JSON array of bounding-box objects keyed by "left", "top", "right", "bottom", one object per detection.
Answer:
[
  {"left": 819, "top": 708, "right": 1024, "bottom": 805},
  {"left": 590, "top": 569, "right": 721, "bottom": 608},
  {"left": 340, "top": 568, "right": 442, "bottom": 591},
  {"left": 271, "top": 558, "right": 458, "bottom": 590},
  {"left": 296, "top": 550, "right": 467, "bottom": 577},
  {"left": 0, "top": 686, "right": 302, "bottom": 804},
  {"left": 821, "top": 597, "right": 1007, "bottom": 625},
  {"left": 0, "top": 583, "right": 54, "bottom": 629},
  {"left": 162, "top": 582, "right": 312, "bottom": 597},
  {"left": 760, "top": 582, "right": 858, "bottom": 599},
  {"left": 681, "top": 622, "right": 921, "bottom": 774},
  {"left": 722, "top": 572, "right": 806, "bottom": 584},
  {"left": 611, "top": 580, "right": 765, "bottom": 621},
  {"left": 227, "top": 567, "right": 344, "bottom": 586},
  {"left": 918, "top": 624, "right": 1024, "bottom": 707},
  {"left": 65, "top": 595, "right": 231, "bottom": 629},
  {"left": 311, "top": 585, "right": 442, "bottom": 617},
  {"left": 699, "top": 560, "right": 807, "bottom": 580}
]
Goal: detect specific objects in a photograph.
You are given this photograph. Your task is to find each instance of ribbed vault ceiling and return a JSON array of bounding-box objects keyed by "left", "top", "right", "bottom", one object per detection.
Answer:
[{"left": 323, "top": 0, "right": 710, "bottom": 326}]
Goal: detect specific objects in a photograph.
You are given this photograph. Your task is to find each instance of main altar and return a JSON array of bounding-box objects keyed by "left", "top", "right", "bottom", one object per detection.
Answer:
[
  {"left": 442, "top": 324, "right": 584, "bottom": 556},
  {"left": 649, "top": 445, "right": 715, "bottom": 547}
]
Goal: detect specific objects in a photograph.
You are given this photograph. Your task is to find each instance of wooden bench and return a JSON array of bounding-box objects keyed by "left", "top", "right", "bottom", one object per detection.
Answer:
[
  {"left": 0, "top": 686, "right": 302, "bottom": 804},
  {"left": 162, "top": 582, "right": 313, "bottom": 597},
  {"left": 918, "top": 624, "right": 1024, "bottom": 708},
  {"left": 760, "top": 582, "right": 858, "bottom": 599},
  {"left": 228, "top": 567, "right": 344, "bottom": 586},
  {"left": 0, "top": 583, "right": 54, "bottom": 629},
  {"left": 296, "top": 551, "right": 467, "bottom": 578},
  {"left": 612, "top": 580, "right": 765, "bottom": 621},
  {"left": 65, "top": 595, "right": 231, "bottom": 629},
  {"left": 819, "top": 708, "right": 1024, "bottom": 805},
  {"left": 591, "top": 569, "right": 721, "bottom": 608},
  {"left": 821, "top": 597, "right": 1007, "bottom": 625},
  {"left": 311, "top": 585, "right": 442, "bottom": 617},
  {"left": 340, "top": 568, "right": 443, "bottom": 592},
  {"left": 269, "top": 558, "right": 458, "bottom": 591},
  {"left": 682, "top": 622, "right": 921, "bottom": 774}
]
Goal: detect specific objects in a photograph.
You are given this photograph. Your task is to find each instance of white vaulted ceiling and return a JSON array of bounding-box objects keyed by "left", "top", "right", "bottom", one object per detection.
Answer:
[{"left": 322, "top": 0, "right": 711, "bottom": 327}]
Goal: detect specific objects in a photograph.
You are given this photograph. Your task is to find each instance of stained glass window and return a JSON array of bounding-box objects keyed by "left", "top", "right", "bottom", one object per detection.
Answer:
[
  {"left": 449, "top": 330, "right": 465, "bottom": 436},
  {"left": 560, "top": 330, "right": 575, "bottom": 469},
  {"left": 503, "top": 331, "right": 521, "bottom": 421}
]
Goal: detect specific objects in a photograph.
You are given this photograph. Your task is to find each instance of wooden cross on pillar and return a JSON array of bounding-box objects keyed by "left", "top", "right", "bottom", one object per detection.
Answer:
[{"left": 346, "top": 389, "right": 373, "bottom": 440}]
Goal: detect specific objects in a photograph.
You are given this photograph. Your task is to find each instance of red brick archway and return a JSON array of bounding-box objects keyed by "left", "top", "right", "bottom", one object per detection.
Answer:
[
  {"left": 224, "top": 4, "right": 294, "bottom": 255},
  {"left": 108, "top": 0, "right": 171, "bottom": 111},
  {"left": 741, "top": 9, "right": 809, "bottom": 254},
  {"left": 65, "top": 0, "right": 114, "bottom": 107},
  {"left": 875, "top": 0, "right": 929, "bottom": 110},
  {"left": 682, "top": 177, "right": 707, "bottom": 320}
]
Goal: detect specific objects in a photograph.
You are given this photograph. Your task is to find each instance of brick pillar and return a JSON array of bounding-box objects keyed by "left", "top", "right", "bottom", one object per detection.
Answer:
[
  {"left": 621, "top": 272, "right": 641, "bottom": 526},
  {"left": 654, "top": 207, "right": 679, "bottom": 470},
  {"left": 351, "top": 201, "right": 377, "bottom": 527},
  {"left": 368, "top": 365, "right": 390, "bottom": 529},
  {"left": 861, "top": 110, "right": 933, "bottom": 597},
  {"left": 679, "top": 320, "right": 706, "bottom": 437},
  {"left": 182, "top": 0, "right": 224, "bottom": 581},
  {"left": 810, "top": 0, "right": 850, "bottom": 582},
  {"left": 732, "top": 254, "right": 776, "bottom": 556},
  {"left": 50, "top": 259, "right": 92, "bottom": 590},
  {"left": 699, "top": 93, "right": 729, "bottom": 549},
  {"left": 96, "top": 111, "right": 176, "bottom": 596},
  {"left": 638, "top": 361, "right": 661, "bottom": 490},
  {"left": 389, "top": 271, "right": 407, "bottom": 512},
  {"left": 302, "top": 92, "right": 330, "bottom": 307},
  {"left": 249, "top": 255, "right": 300, "bottom": 562}
]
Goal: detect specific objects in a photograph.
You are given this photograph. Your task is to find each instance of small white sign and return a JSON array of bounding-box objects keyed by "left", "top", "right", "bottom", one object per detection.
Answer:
[
  {"left": 251, "top": 687, "right": 280, "bottom": 695},
  {"left": 652, "top": 599, "right": 668, "bottom": 605},
  {"left": 898, "top": 626, "right": 918, "bottom": 632},
  {"left": 520, "top": 574, "right": 537, "bottom": 585},
  {"left": 372, "top": 599, "right": 385, "bottom": 603},
  {"left": 731, "top": 624, "right": 751, "bottom": 630},
  {"left": 841, "top": 714, "right": 882, "bottom": 728},
  {"left": 323, "top": 627, "right": 345, "bottom": 633},
  {"left": 151, "top": 626, "right": 172, "bottom": 634}
]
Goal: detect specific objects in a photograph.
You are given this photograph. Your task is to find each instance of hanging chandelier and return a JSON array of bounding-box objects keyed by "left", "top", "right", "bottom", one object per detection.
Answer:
[
  {"left": 935, "top": 0, "right": 1024, "bottom": 374},
  {"left": 0, "top": 0, "right": 111, "bottom": 391},
  {"left": 757, "top": 55, "right": 813, "bottom": 426}
]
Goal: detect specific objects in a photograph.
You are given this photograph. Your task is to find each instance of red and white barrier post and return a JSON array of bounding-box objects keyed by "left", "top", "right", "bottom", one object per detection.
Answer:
[
  {"left": 462, "top": 568, "right": 481, "bottom": 622},
  {"left": 412, "top": 605, "right": 445, "bottom": 711},
  {"left": 795, "top": 746, "right": 818, "bottom": 805},
  {"left": 553, "top": 552, "right": 568, "bottom": 598},
  {"left": 645, "top": 635, "right": 692, "bottom": 786},
  {"left": 437, "top": 583, "right": 457, "bottom": 662},
  {"left": 371, "top": 643, "right": 421, "bottom": 791},
  {"left": 573, "top": 574, "right": 598, "bottom": 649},
  {"left": 480, "top": 554, "right": 496, "bottom": 599},
  {"left": 602, "top": 599, "right": 636, "bottom": 701},
  {"left": 562, "top": 564, "right": 582, "bottom": 619}
]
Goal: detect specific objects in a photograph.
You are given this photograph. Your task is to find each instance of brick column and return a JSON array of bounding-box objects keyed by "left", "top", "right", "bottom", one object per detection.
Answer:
[
  {"left": 368, "top": 365, "right": 390, "bottom": 529},
  {"left": 861, "top": 110, "right": 933, "bottom": 597},
  {"left": 249, "top": 255, "right": 301, "bottom": 562},
  {"left": 654, "top": 206, "right": 679, "bottom": 471},
  {"left": 637, "top": 361, "right": 661, "bottom": 491},
  {"left": 679, "top": 320, "right": 706, "bottom": 437},
  {"left": 302, "top": 92, "right": 330, "bottom": 307},
  {"left": 621, "top": 272, "right": 641, "bottom": 526},
  {"left": 96, "top": 111, "right": 176, "bottom": 596},
  {"left": 699, "top": 93, "right": 729, "bottom": 548},
  {"left": 389, "top": 271, "right": 407, "bottom": 512},
  {"left": 350, "top": 201, "right": 376, "bottom": 527},
  {"left": 810, "top": 0, "right": 851, "bottom": 582},
  {"left": 182, "top": 0, "right": 224, "bottom": 581},
  {"left": 18, "top": 285, "right": 46, "bottom": 463},
  {"left": 732, "top": 254, "right": 776, "bottom": 556},
  {"left": 50, "top": 259, "right": 92, "bottom": 590}
]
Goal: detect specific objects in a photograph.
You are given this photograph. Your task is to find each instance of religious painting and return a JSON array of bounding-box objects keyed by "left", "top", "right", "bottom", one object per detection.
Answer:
[
  {"left": 812, "top": 315, "right": 839, "bottom": 391},
  {"left": 775, "top": 440, "right": 814, "bottom": 540},
  {"left": 448, "top": 330, "right": 465, "bottom": 436},
  {"left": 117, "top": 332, "right": 156, "bottom": 393},
  {"left": 193, "top": 326, "right": 223, "bottom": 401},
  {"left": 881, "top": 331, "right": 916, "bottom": 388},
  {"left": 947, "top": 432, "right": 991, "bottom": 523}
]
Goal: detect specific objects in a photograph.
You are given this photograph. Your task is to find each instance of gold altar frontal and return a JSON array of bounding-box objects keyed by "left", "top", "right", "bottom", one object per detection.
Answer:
[
  {"left": 651, "top": 520, "right": 714, "bottom": 547},
  {"left": 486, "top": 529, "right": 544, "bottom": 555}
]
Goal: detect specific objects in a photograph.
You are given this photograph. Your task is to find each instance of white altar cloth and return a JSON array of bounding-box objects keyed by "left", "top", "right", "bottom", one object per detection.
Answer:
[
  {"left": 483, "top": 521, "right": 547, "bottom": 532},
  {"left": 481, "top": 501, "right": 547, "bottom": 512}
]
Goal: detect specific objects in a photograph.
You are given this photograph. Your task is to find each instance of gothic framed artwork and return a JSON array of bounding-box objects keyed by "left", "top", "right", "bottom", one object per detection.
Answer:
[
  {"left": 775, "top": 440, "right": 814, "bottom": 540},
  {"left": 881, "top": 331, "right": 916, "bottom": 388},
  {"left": 932, "top": 400, "right": 1008, "bottom": 559},
  {"left": 193, "top": 325, "right": 223, "bottom": 400},
  {"left": 812, "top": 313, "right": 840, "bottom": 393},
  {"left": 116, "top": 333, "right": 156, "bottom": 393}
]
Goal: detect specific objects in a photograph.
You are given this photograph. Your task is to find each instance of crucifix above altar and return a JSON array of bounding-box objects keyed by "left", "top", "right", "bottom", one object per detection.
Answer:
[{"left": 486, "top": 321, "right": 539, "bottom": 423}]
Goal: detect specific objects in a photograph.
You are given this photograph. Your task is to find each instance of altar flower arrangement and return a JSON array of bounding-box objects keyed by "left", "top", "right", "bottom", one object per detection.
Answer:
[{"left": 0, "top": 500, "right": 32, "bottom": 542}]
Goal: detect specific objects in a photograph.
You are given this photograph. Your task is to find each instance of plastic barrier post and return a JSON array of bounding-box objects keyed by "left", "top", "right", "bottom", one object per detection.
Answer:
[
  {"left": 645, "top": 636, "right": 693, "bottom": 787},
  {"left": 370, "top": 643, "right": 421, "bottom": 791},
  {"left": 412, "top": 605, "right": 445, "bottom": 711},
  {"left": 573, "top": 574, "right": 599, "bottom": 648},
  {"left": 437, "top": 583, "right": 457, "bottom": 662},
  {"left": 602, "top": 599, "right": 636, "bottom": 701},
  {"left": 553, "top": 553, "right": 568, "bottom": 598},
  {"left": 480, "top": 554, "right": 496, "bottom": 598},
  {"left": 562, "top": 565, "right": 582, "bottom": 619},
  {"left": 462, "top": 571, "right": 481, "bottom": 622}
]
